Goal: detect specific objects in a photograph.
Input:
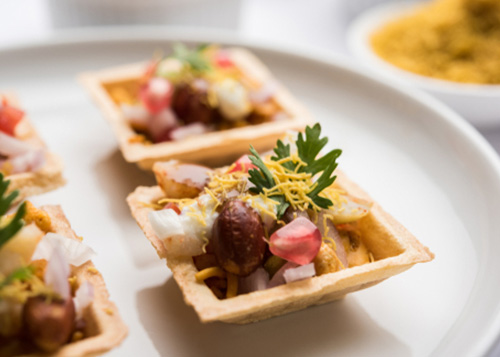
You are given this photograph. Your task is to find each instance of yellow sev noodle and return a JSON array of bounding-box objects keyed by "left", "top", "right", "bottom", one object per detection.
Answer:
[{"left": 371, "top": 0, "right": 500, "bottom": 84}]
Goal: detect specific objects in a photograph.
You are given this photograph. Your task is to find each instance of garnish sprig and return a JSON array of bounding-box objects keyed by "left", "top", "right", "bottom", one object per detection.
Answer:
[
  {"left": 248, "top": 123, "right": 341, "bottom": 218},
  {"left": 169, "top": 43, "right": 212, "bottom": 73},
  {"left": 0, "top": 173, "right": 26, "bottom": 249}
]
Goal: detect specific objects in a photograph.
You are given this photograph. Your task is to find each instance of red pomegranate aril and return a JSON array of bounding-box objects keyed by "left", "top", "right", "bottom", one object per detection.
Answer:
[
  {"left": 269, "top": 217, "right": 322, "bottom": 265},
  {"left": 140, "top": 77, "right": 173, "bottom": 114},
  {"left": 215, "top": 51, "right": 234, "bottom": 68},
  {"left": 227, "top": 155, "right": 256, "bottom": 174}
]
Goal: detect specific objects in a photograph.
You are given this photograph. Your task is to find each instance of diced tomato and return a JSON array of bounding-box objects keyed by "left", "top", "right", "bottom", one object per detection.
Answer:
[
  {"left": 227, "top": 155, "right": 256, "bottom": 174},
  {"left": 163, "top": 202, "right": 181, "bottom": 215},
  {"left": 0, "top": 103, "right": 24, "bottom": 136},
  {"left": 269, "top": 217, "right": 322, "bottom": 265},
  {"left": 140, "top": 77, "right": 173, "bottom": 115},
  {"left": 215, "top": 51, "right": 234, "bottom": 68}
]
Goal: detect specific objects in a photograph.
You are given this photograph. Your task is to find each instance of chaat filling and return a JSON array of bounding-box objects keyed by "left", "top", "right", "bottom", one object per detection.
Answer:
[
  {"left": 105, "top": 44, "right": 290, "bottom": 144},
  {"left": 0, "top": 96, "right": 47, "bottom": 176},
  {"left": 0, "top": 175, "right": 96, "bottom": 355},
  {"left": 148, "top": 124, "right": 375, "bottom": 300}
]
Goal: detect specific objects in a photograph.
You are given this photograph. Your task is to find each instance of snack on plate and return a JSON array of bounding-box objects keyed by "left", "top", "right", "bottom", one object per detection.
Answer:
[
  {"left": 80, "top": 43, "right": 312, "bottom": 169},
  {"left": 0, "top": 94, "right": 65, "bottom": 203},
  {"left": 127, "top": 124, "right": 434, "bottom": 324},
  {"left": 0, "top": 175, "right": 127, "bottom": 356}
]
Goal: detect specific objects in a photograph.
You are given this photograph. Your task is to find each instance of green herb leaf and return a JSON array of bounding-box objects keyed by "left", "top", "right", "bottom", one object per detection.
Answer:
[
  {"left": 0, "top": 266, "right": 34, "bottom": 289},
  {"left": 170, "top": 43, "right": 212, "bottom": 73},
  {"left": 0, "top": 173, "right": 26, "bottom": 249},
  {"left": 248, "top": 123, "right": 342, "bottom": 215}
]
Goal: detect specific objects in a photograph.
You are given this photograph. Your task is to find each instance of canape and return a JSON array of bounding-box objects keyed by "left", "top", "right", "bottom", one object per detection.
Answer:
[
  {"left": 0, "top": 177, "right": 127, "bottom": 355},
  {"left": 0, "top": 94, "right": 65, "bottom": 203},
  {"left": 127, "top": 124, "right": 433, "bottom": 323},
  {"left": 80, "top": 44, "right": 312, "bottom": 169}
]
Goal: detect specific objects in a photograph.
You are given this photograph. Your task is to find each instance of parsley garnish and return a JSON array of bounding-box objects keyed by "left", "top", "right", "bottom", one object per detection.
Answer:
[
  {"left": 0, "top": 266, "right": 34, "bottom": 289},
  {"left": 248, "top": 123, "right": 341, "bottom": 218},
  {"left": 169, "top": 43, "right": 212, "bottom": 73},
  {"left": 0, "top": 173, "right": 26, "bottom": 249}
]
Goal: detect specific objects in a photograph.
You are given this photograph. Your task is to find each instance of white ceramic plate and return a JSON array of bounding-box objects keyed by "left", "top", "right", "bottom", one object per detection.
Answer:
[
  {"left": 347, "top": 2, "right": 500, "bottom": 127},
  {"left": 2, "top": 28, "right": 500, "bottom": 356}
]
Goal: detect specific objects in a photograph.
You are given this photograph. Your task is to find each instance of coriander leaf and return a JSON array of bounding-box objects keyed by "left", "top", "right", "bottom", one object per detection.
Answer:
[
  {"left": 0, "top": 266, "right": 34, "bottom": 289},
  {"left": 0, "top": 173, "right": 26, "bottom": 249},
  {"left": 170, "top": 43, "right": 212, "bottom": 73},
  {"left": 248, "top": 146, "right": 275, "bottom": 193},
  {"left": 271, "top": 140, "right": 295, "bottom": 171}
]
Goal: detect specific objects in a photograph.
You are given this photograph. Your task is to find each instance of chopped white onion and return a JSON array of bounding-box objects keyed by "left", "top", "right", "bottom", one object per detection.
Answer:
[
  {"left": 148, "top": 77, "right": 171, "bottom": 98},
  {"left": 31, "top": 233, "right": 96, "bottom": 267},
  {"left": 239, "top": 268, "right": 269, "bottom": 294},
  {"left": 148, "top": 208, "right": 205, "bottom": 256},
  {"left": 44, "top": 245, "right": 71, "bottom": 300},
  {"left": 283, "top": 263, "right": 316, "bottom": 284},
  {"left": 121, "top": 103, "right": 150, "bottom": 130},
  {"left": 73, "top": 280, "right": 95, "bottom": 318},
  {"left": 212, "top": 78, "right": 252, "bottom": 121},
  {"left": 148, "top": 108, "right": 178, "bottom": 141},
  {"left": 249, "top": 80, "right": 278, "bottom": 104},
  {"left": 9, "top": 149, "right": 46, "bottom": 174},
  {"left": 170, "top": 123, "right": 208, "bottom": 141},
  {"left": 192, "top": 78, "right": 209, "bottom": 92},
  {"left": 267, "top": 262, "right": 298, "bottom": 289},
  {"left": 0, "top": 132, "right": 35, "bottom": 157}
]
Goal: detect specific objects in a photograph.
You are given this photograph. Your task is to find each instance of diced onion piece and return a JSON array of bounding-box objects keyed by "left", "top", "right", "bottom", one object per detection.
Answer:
[
  {"left": 31, "top": 233, "right": 96, "bottom": 267},
  {"left": 44, "top": 245, "right": 71, "bottom": 300},
  {"left": 249, "top": 81, "right": 278, "bottom": 104},
  {"left": 140, "top": 77, "right": 173, "bottom": 114},
  {"left": 148, "top": 108, "right": 179, "bottom": 142},
  {"left": 73, "top": 280, "right": 94, "bottom": 318},
  {"left": 212, "top": 78, "right": 252, "bottom": 121},
  {"left": 267, "top": 261, "right": 298, "bottom": 288},
  {"left": 326, "top": 194, "right": 372, "bottom": 224},
  {"left": 283, "top": 263, "right": 315, "bottom": 283},
  {"left": 148, "top": 209, "right": 204, "bottom": 256},
  {"left": 316, "top": 211, "right": 348, "bottom": 267},
  {"left": 239, "top": 267, "right": 269, "bottom": 294},
  {"left": 121, "top": 103, "right": 150, "bottom": 130},
  {"left": 0, "top": 132, "right": 35, "bottom": 157},
  {"left": 156, "top": 58, "right": 184, "bottom": 78},
  {"left": 270, "top": 217, "right": 322, "bottom": 265},
  {"left": 169, "top": 122, "right": 208, "bottom": 141},
  {"left": 9, "top": 149, "right": 46, "bottom": 174}
]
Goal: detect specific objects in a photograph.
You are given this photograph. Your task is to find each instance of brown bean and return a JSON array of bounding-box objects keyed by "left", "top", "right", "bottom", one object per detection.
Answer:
[
  {"left": 212, "top": 200, "right": 266, "bottom": 276},
  {"left": 23, "top": 296, "right": 75, "bottom": 352},
  {"left": 171, "top": 84, "right": 216, "bottom": 125}
]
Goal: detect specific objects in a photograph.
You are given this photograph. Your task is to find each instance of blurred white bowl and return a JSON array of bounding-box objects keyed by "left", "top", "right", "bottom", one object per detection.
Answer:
[
  {"left": 347, "top": 1, "right": 500, "bottom": 127},
  {"left": 47, "top": 0, "right": 242, "bottom": 29}
]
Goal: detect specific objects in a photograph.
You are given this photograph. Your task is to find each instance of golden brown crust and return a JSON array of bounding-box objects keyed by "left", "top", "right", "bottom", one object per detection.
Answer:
[
  {"left": 126, "top": 170, "right": 434, "bottom": 324},
  {"left": 79, "top": 48, "right": 313, "bottom": 169},
  {"left": 2, "top": 94, "right": 65, "bottom": 203},
  {"left": 35, "top": 205, "right": 128, "bottom": 356}
]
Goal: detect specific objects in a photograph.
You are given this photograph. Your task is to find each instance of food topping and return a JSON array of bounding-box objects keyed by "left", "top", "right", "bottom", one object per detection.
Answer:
[
  {"left": 114, "top": 43, "right": 288, "bottom": 144},
  {"left": 0, "top": 98, "right": 47, "bottom": 176},
  {"left": 212, "top": 200, "right": 266, "bottom": 276},
  {"left": 0, "top": 175, "right": 96, "bottom": 352},
  {"left": 149, "top": 124, "right": 374, "bottom": 299}
]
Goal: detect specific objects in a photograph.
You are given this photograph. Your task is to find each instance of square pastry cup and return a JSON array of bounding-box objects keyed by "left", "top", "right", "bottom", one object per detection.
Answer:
[
  {"left": 30, "top": 205, "right": 128, "bottom": 356},
  {"left": 127, "top": 170, "right": 434, "bottom": 324},
  {"left": 79, "top": 47, "right": 313, "bottom": 170},
  {"left": 3, "top": 95, "right": 65, "bottom": 203}
]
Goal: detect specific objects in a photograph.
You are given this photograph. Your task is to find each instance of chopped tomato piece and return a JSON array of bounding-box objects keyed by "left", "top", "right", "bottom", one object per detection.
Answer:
[
  {"left": 215, "top": 51, "right": 234, "bottom": 68},
  {"left": 227, "top": 155, "right": 256, "bottom": 174},
  {"left": 0, "top": 103, "right": 24, "bottom": 136},
  {"left": 269, "top": 217, "right": 322, "bottom": 265},
  {"left": 163, "top": 202, "right": 181, "bottom": 215},
  {"left": 140, "top": 77, "right": 173, "bottom": 114}
]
